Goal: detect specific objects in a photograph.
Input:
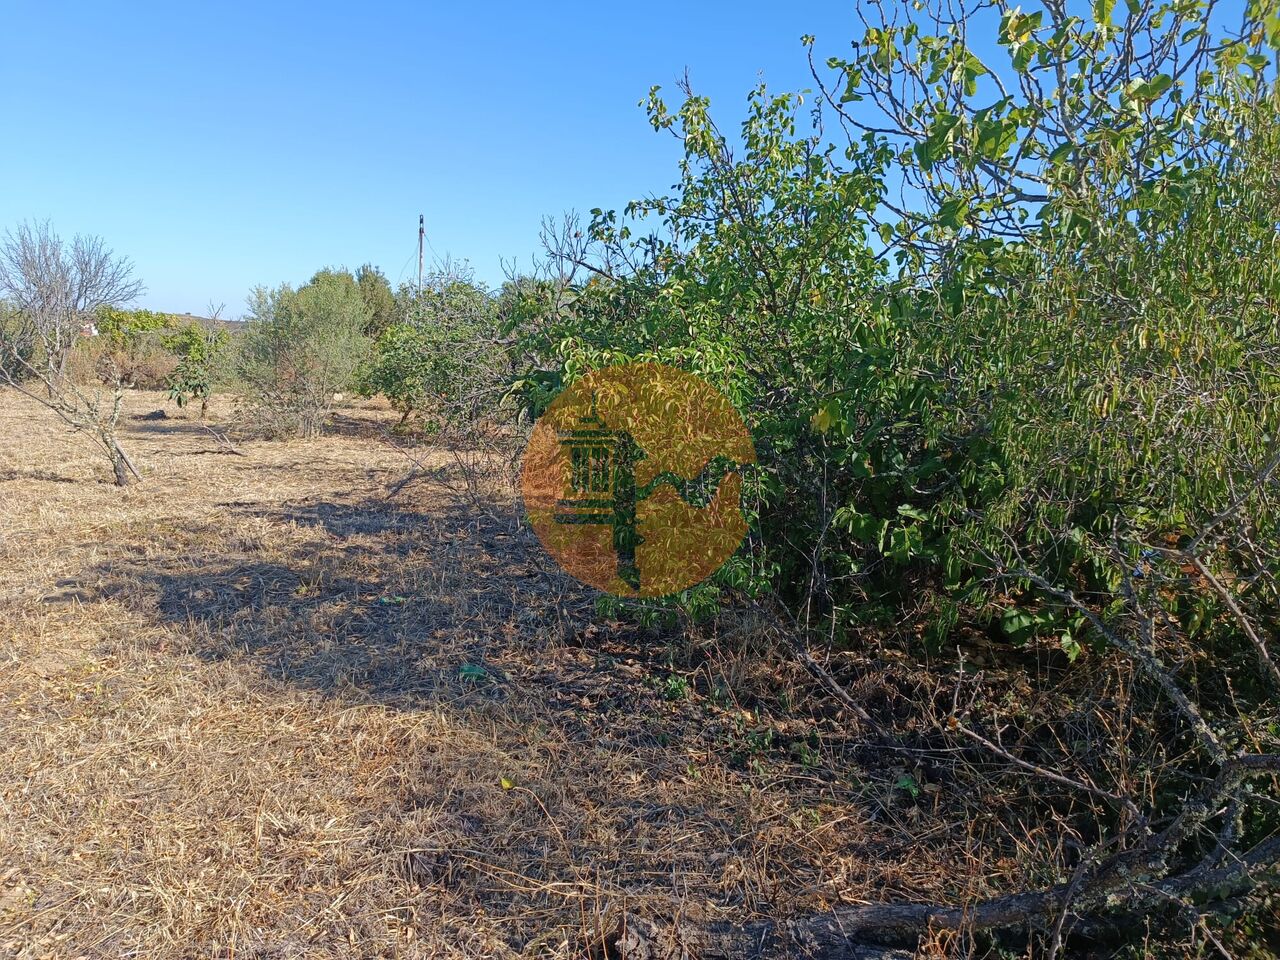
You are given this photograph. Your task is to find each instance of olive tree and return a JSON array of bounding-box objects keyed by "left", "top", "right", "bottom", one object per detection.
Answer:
[
  {"left": 355, "top": 263, "right": 396, "bottom": 337},
  {"left": 237, "top": 269, "right": 371, "bottom": 439}
]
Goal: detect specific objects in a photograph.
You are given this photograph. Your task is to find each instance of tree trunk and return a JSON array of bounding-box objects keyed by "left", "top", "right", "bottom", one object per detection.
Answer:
[
  {"left": 106, "top": 435, "right": 140, "bottom": 486},
  {"left": 54, "top": 344, "right": 71, "bottom": 394}
]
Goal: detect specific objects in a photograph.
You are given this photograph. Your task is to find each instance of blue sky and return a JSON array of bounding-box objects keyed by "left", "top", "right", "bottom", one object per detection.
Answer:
[{"left": 0, "top": 1, "right": 865, "bottom": 317}]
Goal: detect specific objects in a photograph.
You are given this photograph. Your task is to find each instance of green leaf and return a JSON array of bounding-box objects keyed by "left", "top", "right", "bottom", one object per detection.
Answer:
[
  {"left": 1129, "top": 73, "right": 1173, "bottom": 102},
  {"left": 1047, "top": 142, "right": 1074, "bottom": 164},
  {"left": 1013, "top": 40, "right": 1040, "bottom": 73},
  {"left": 917, "top": 112, "right": 960, "bottom": 170},
  {"left": 887, "top": 525, "right": 923, "bottom": 564},
  {"left": 835, "top": 507, "right": 889, "bottom": 548},
  {"left": 962, "top": 53, "right": 987, "bottom": 96},
  {"left": 976, "top": 117, "right": 1018, "bottom": 161},
  {"left": 897, "top": 503, "right": 929, "bottom": 522},
  {"left": 1006, "top": 10, "right": 1044, "bottom": 42},
  {"left": 938, "top": 197, "right": 970, "bottom": 229},
  {"left": 895, "top": 773, "right": 921, "bottom": 798},
  {"left": 929, "top": 112, "right": 961, "bottom": 140},
  {"left": 1000, "top": 606, "right": 1038, "bottom": 644}
]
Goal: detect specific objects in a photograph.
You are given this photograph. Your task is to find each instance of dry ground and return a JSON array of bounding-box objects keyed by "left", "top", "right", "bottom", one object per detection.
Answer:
[{"left": 0, "top": 389, "right": 1001, "bottom": 959}]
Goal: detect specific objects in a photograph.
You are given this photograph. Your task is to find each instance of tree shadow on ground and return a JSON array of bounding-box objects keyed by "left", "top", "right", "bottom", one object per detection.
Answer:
[
  {"left": 322, "top": 411, "right": 398, "bottom": 440},
  {"left": 65, "top": 488, "right": 924, "bottom": 945},
  {"left": 81, "top": 485, "right": 757, "bottom": 772},
  {"left": 82, "top": 490, "right": 863, "bottom": 761},
  {"left": 77, "top": 487, "right": 884, "bottom": 778},
  {"left": 0, "top": 467, "right": 80, "bottom": 484},
  {"left": 122, "top": 414, "right": 226, "bottom": 436},
  {"left": 88, "top": 493, "right": 596, "bottom": 708}
]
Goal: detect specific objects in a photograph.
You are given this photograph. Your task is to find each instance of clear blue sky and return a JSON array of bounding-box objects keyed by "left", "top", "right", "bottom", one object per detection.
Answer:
[{"left": 0, "top": 1, "right": 863, "bottom": 317}]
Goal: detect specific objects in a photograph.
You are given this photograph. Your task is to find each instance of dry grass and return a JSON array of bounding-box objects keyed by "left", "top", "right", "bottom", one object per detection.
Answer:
[{"left": 0, "top": 389, "right": 1000, "bottom": 959}]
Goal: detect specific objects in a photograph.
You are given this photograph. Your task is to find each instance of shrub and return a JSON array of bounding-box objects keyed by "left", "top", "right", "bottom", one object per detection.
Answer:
[
  {"left": 510, "top": 0, "right": 1280, "bottom": 943},
  {"left": 237, "top": 270, "right": 370, "bottom": 438},
  {"left": 356, "top": 264, "right": 396, "bottom": 338},
  {"left": 0, "top": 300, "right": 35, "bottom": 382},
  {"left": 357, "top": 268, "right": 505, "bottom": 430},
  {"left": 87, "top": 307, "right": 177, "bottom": 388},
  {"left": 164, "top": 321, "right": 230, "bottom": 418}
]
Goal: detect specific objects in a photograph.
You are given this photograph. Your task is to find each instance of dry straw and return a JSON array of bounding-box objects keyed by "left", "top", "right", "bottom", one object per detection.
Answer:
[{"left": 0, "top": 389, "right": 1018, "bottom": 958}]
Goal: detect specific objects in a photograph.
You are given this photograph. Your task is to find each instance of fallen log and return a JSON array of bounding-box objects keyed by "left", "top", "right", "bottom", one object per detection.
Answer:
[
  {"left": 611, "top": 911, "right": 916, "bottom": 960},
  {"left": 609, "top": 889, "right": 1068, "bottom": 960},
  {"left": 610, "top": 832, "right": 1280, "bottom": 960}
]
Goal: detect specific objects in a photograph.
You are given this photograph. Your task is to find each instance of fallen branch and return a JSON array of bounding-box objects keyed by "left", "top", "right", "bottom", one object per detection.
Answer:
[
  {"left": 609, "top": 701, "right": 1280, "bottom": 960},
  {"left": 198, "top": 423, "right": 246, "bottom": 456},
  {"left": 612, "top": 815, "right": 1280, "bottom": 959},
  {"left": 953, "top": 721, "right": 1142, "bottom": 822}
]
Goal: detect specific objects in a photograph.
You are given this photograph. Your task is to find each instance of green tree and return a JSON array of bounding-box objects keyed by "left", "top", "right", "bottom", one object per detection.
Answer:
[
  {"left": 238, "top": 270, "right": 371, "bottom": 438},
  {"left": 358, "top": 267, "right": 503, "bottom": 429},
  {"left": 164, "top": 321, "right": 229, "bottom": 419},
  {"left": 509, "top": 0, "right": 1280, "bottom": 944},
  {"left": 520, "top": 81, "right": 889, "bottom": 608},
  {"left": 812, "top": 0, "right": 1278, "bottom": 269},
  {"left": 356, "top": 263, "right": 397, "bottom": 337}
]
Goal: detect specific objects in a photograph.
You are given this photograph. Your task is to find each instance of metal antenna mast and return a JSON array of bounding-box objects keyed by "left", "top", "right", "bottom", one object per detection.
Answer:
[{"left": 417, "top": 214, "right": 425, "bottom": 299}]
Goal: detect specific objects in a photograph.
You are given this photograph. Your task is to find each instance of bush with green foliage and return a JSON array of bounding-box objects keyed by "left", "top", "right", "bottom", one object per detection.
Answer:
[
  {"left": 357, "top": 269, "right": 505, "bottom": 430},
  {"left": 510, "top": 0, "right": 1280, "bottom": 943},
  {"left": 0, "top": 300, "right": 33, "bottom": 381},
  {"left": 238, "top": 269, "right": 371, "bottom": 438},
  {"left": 355, "top": 264, "right": 397, "bottom": 338},
  {"left": 164, "top": 322, "right": 230, "bottom": 418},
  {"left": 90, "top": 306, "right": 176, "bottom": 388}
]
